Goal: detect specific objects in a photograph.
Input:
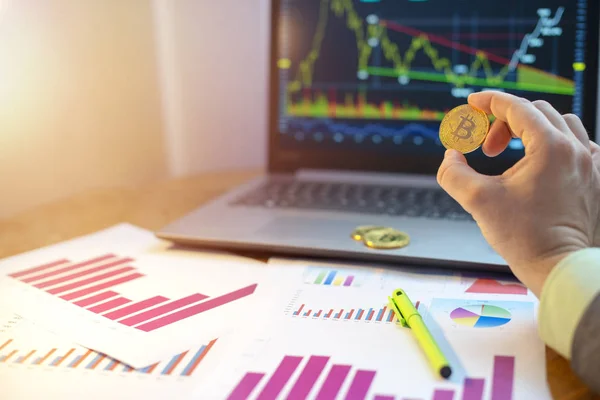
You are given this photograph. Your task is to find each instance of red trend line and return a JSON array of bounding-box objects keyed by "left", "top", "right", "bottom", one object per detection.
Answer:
[
  {"left": 380, "top": 20, "right": 574, "bottom": 84},
  {"left": 381, "top": 20, "right": 512, "bottom": 66}
]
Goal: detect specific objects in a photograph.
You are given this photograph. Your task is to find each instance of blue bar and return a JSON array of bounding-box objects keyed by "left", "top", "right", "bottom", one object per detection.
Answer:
[
  {"left": 67, "top": 356, "right": 82, "bottom": 368},
  {"left": 14, "top": 356, "right": 24, "bottom": 363},
  {"left": 324, "top": 271, "right": 337, "bottom": 285},
  {"left": 86, "top": 354, "right": 104, "bottom": 369},
  {"left": 345, "top": 311, "right": 350, "bottom": 319},
  {"left": 138, "top": 365, "right": 152, "bottom": 374},
  {"left": 181, "top": 345, "right": 207, "bottom": 376},
  {"left": 33, "top": 357, "right": 41, "bottom": 364},
  {"left": 0, "top": 356, "right": 6, "bottom": 362},
  {"left": 123, "top": 365, "right": 133, "bottom": 372},
  {"left": 355, "top": 309, "right": 363, "bottom": 320},
  {"left": 104, "top": 359, "right": 118, "bottom": 371},
  {"left": 376, "top": 308, "right": 384, "bottom": 321},
  {"left": 50, "top": 356, "right": 62, "bottom": 366},
  {"left": 161, "top": 353, "right": 182, "bottom": 375}
]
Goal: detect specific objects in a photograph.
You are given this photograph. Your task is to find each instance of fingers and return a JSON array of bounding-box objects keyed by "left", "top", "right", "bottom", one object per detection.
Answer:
[
  {"left": 590, "top": 141, "right": 600, "bottom": 172},
  {"left": 563, "top": 113, "right": 590, "bottom": 148},
  {"left": 468, "top": 92, "right": 560, "bottom": 148},
  {"left": 532, "top": 100, "right": 571, "bottom": 133},
  {"left": 437, "top": 149, "right": 499, "bottom": 213},
  {"left": 482, "top": 119, "right": 513, "bottom": 157}
]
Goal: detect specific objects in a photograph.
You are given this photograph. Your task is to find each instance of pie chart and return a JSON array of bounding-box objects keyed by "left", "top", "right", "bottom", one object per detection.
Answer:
[{"left": 450, "top": 304, "right": 511, "bottom": 328}]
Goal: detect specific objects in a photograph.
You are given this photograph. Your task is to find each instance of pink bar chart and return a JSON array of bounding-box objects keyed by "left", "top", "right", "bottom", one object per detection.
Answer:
[
  {"left": 226, "top": 354, "right": 516, "bottom": 400},
  {"left": 8, "top": 254, "right": 257, "bottom": 332},
  {"left": 227, "top": 355, "right": 394, "bottom": 400}
]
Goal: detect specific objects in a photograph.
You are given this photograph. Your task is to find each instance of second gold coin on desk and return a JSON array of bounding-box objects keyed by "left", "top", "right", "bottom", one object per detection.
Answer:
[
  {"left": 364, "top": 228, "right": 410, "bottom": 250},
  {"left": 351, "top": 225, "right": 388, "bottom": 241},
  {"left": 439, "top": 104, "right": 490, "bottom": 154}
]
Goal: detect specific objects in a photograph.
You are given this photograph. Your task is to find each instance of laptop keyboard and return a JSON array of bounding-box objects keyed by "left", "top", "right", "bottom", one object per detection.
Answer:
[{"left": 231, "top": 180, "right": 472, "bottom": 221}]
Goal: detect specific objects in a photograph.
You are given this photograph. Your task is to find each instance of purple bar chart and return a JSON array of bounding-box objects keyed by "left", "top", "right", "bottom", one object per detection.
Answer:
[{"left": 225, "top": 354, "right": 516, "bottom": 400}]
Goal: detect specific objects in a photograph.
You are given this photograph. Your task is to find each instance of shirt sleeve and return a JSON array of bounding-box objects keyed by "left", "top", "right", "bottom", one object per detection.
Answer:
[
  {"left": 538, "top": 248, "right": 600, "bottom": 359},
  {"left": 571, "top": 294, "right": 600, "bottom": 393}
]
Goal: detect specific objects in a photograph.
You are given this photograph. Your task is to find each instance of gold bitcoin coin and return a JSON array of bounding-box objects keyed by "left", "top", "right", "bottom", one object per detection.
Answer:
[
  {"left": 439, "top": 104, "right": 490, "bottom": 154},
  {"left": 351, "top": 225, "right": 388, "bottom": 241},
  {"left": 363, "top": 228, "right": 410, "bottom": 250}
]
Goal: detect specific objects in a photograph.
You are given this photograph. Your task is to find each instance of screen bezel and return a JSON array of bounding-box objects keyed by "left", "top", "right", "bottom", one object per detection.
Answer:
[{"left": 267, "top": 0, "right": 600, "bottom": 176}]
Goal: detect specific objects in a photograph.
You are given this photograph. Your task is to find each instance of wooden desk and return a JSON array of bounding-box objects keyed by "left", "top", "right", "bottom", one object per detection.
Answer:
[{"left": 0, "top": 169, "right": 597, "bottom": 400}]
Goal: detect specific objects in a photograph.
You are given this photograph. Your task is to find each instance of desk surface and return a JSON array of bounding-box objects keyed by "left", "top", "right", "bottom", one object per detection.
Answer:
[{"left": 0, "top": 169, "right": 597, "bottom": 400}]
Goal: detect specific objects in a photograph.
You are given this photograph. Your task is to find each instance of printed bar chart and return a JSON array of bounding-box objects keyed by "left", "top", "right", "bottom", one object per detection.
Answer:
[
  {"left": 73, "top": 291, "right": 118, "bottom": 307},
  {"left": 492, "top": 356, "right": 515, "bottom": 400},
  {"left": 462, "top": 378, "right": 485, "bottom": 400},
  {"left": 14, "top": 350, "right": 36, "bottom": 364},
  {"left": 227, "top": 372, "right": 265, "bottom": 399},
  {"left": 50, "top": 349, "right": 75, "bottom": 366},
  {"left": 33, "top": 348, "right": 56, "bottom": 365},
  {"left": 346, "top": 370, "right": 376, "bottom": 398},
  {"left": 316, "top": 364, "right": 351, "bottom": 400},
  {"left": 87, "top": 297, "right": 131, "bottom": 313},
  {"left": 287, "top": 356, "right": 329, "bottom": 398},
  {"left": 103, "top": 296, "right": 169, "bottom": 320},
  {"left": 304, "top": 267, "right": 360, "bottom": 287},
  {"left": 0, "top": 350, "right": 17, "bottom": 362},
  {"left": 226, "top": 354, "right": 516, "bottom": 400},
  {"left": 8, "top": 254, "right": 258, "bottom": 332},
  {"left": 227, "top": 355, "right": 395, "bottom": 400},
  {"left": 0, "top": 337, "right": 217, "bottom": 378},
  {"left": 291, "top": 304, "right": 398, "bottom": 324},
  {"left": 433, "top": 389, "right": 454, "bottom": 400}
]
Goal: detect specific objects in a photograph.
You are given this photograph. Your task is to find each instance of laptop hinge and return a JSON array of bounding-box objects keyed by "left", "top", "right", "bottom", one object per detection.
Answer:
[{"left": 294, "top": 169, "right": 439, "bottom": 187}]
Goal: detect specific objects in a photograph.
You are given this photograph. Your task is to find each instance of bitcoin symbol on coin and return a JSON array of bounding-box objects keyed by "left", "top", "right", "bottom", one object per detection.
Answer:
[
  {"left": 451, "top": 115, "right": 476, "bottom": 143},
  {"left": 439, "top": 104, "right": 490, "bottom": 154}
]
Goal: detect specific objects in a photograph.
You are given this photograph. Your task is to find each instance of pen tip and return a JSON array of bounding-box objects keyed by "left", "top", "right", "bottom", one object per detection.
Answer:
[{"left": 440, "top": 366, "right": 452, "bottom": 379}]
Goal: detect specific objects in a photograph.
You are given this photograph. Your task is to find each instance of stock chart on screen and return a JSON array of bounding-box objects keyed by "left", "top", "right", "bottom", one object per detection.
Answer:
[{"left": 276, "top": 0, "right": 590, "bottom": 154}]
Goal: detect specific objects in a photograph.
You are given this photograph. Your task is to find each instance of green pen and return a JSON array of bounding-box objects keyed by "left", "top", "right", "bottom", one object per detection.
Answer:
[{"left": 389, "top": 288, "right": 452, "bottom": 379}]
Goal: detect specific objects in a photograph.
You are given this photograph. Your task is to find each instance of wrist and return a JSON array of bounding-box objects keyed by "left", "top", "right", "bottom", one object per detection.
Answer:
[{"left": 524, "top": 251, "right": 578, "bottom": 298}]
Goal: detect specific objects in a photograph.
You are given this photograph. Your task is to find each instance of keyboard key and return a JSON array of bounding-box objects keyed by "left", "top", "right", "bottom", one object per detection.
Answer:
[{"left": 231, "top": 180, "right": 471, "bottom": 221}]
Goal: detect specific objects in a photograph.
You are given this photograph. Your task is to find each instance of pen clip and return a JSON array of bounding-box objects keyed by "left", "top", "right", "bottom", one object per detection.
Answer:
[{"left": 388, "top": 297, "right": 408, "bottom": 328}]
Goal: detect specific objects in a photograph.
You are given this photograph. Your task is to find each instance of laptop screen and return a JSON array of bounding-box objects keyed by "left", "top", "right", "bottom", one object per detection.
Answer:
[{"left": 271, "top": 0, "right": 599, "bottom": 174}]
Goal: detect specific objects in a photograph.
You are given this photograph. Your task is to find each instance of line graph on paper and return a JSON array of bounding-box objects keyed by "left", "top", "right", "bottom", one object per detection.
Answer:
[{"left": 278, "top": 0, "right": 588, "bottom": 147}]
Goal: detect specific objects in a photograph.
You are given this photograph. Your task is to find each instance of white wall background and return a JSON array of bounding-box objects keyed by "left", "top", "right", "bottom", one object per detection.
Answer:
[
  {"left": 153, "top": 0, "right": 270, "bottom": 177},
  {"left": 0, "top": 0, "right": 167, "bottom": 218},
  {"left": 0, "top": 0, "right": 271, "bottom": 218}
]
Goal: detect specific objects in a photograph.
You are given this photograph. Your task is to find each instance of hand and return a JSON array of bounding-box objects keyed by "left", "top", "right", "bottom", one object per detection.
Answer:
[{"left": 437, "top": 92, "right": 600, "bottom": 297}]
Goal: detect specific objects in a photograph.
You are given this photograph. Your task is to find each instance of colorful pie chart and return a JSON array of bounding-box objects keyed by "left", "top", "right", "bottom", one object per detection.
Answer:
[{"left": 450, "top": 304, "right": 512, "bottom": 328}]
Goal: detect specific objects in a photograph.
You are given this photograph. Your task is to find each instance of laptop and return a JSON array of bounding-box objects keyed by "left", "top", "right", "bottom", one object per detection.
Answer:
[{"left": 157, "top": 0, "right": 600, "bottom": 272}]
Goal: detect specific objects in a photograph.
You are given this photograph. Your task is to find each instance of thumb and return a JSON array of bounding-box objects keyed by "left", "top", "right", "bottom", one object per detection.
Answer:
[{"left": 437, "top": 149, "right": 497, "bottom": 213}]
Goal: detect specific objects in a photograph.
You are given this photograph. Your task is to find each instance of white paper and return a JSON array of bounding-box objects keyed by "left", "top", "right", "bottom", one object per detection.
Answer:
[
  {"left": 0, "top": 224, "right": 279, "bottom": 368},
  {"left": 195, "top": 258, "right": 550, "bottom": 399}
]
